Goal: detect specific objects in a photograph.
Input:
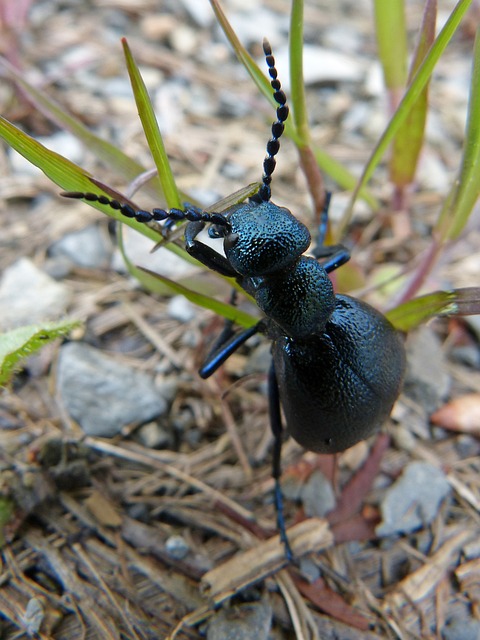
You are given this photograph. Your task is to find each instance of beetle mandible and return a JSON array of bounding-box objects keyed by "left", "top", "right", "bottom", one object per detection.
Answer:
[{"left": 63, "top": 40, "right": 406, "bottom": 558}]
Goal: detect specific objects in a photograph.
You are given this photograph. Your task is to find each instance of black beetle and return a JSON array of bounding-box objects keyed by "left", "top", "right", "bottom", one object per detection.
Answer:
[{"left": 62, "top": 40, "right": 406, "bottom": 558}]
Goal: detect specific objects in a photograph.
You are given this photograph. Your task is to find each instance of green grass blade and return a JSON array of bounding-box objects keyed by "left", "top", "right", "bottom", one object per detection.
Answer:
[
  {"left": 386, "top": 287, "right": 480, "bottom": 331},
  {"left": 121, "top": 39, "right": 202, "bottom": 263},
  {"left": 373, "top": 0, "right": 407, "bottom": 92},
  {"left": 139, "top": 267, "right": 257, "bottom": 327},
  {"left": 122, "top": 38, "right": 181, "bottom": 210},
  {"left": 389, "top": 0, "right": 436, "bottom": 187},
  {"left": 208, "top": 183, "right": 262, "bottom": 212},
  {"left": 0, "top": 115, "right": 97, "bottom": 192},
  {"left": 117, "top": 224, "right": 255, "bottom": 323},
  {"left": 0, "top": 116, "right": 198, "bottom": 258},
  {"left": 0, "top": 116, "right": 175, "bottom": 244},
  {"left": 289, "top": 0, "right": 309, "bottom": 145},
  {"left": 0, "top": 320, "right": 81, "bottom": 386},
  {"left": 437, "top": 27, "right": 480, "bottom": 240},
  {"left": 340, "top": 0, "right": 473, "bottom": 237}
]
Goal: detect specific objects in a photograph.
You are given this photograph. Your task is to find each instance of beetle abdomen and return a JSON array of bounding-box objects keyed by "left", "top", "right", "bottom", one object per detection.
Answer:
[{"left": 272, "top": 295, "right": 405, "bottom": 453}]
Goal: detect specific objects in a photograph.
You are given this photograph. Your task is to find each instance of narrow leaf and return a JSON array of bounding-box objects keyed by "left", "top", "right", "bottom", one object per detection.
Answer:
[
  {"left": 122, "top": 38, "right": 181, "bottom": 210},
  {"left": 390, "top": 0, "right": 436, "bottom": 187},
  {"left": 373, "top": 0, "right": 408, "bottom": 92},
  {"left": 0, "top": 116, "right": 103, "bottom": 194},
  {"left": 437, "top": 26, "right": 480, "bottom": 240},
  {"left": 386, "top": 287, "right": 480, "bottom": 332},
  {"left": 208, "top": 183, "right": 262, "bottom": 212},
  {"left": 117, "top": 225, "right": 255, "bottom": 324},
  {"left": 139, "top": 267, "right": 257, "bottom": 327},
  {"left": 0, "top": 320, "right": 81, "bottom": 386},
  {"left": 289, "top": 0, "right": 309, "bottom": 144}
]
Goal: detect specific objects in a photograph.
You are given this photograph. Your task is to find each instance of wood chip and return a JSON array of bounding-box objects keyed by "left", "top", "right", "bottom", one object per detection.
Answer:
[{"left": 201, "top": 518, "right": 333, "bottom": 604}]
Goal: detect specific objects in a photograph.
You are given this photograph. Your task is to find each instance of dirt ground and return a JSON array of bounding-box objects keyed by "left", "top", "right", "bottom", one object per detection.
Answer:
[{"left": 0, "top": 1, "right": 479, "bottom": 639}]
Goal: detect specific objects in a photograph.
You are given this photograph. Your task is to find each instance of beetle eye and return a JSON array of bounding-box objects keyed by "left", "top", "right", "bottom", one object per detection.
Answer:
[{"left": 224, "top": 232, "right": 239, "bottom": 251}]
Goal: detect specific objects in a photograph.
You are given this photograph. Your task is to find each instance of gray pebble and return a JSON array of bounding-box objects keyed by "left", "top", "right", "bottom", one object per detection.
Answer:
[
  {"left": 111, "top": 227, "right": 196, "bottom": 280},
  {"left": 136, "top": 422, "right": 173, "bottom": 449},
  {"left": 376, "top": 461, "right": 451, "bottom": 537},
  {"left": 57, "top": 342, "right": 168, "bottom": 437},
  {"left": 0, "top": 258, "right": 71, "bottom": 330},
  {"left": 273, "top": 45, "right": 366, "bottom": 91},
  {"left": 49, "top": 224, "right": 111, "bottom": 269},
  {"left": 403, "top": 326, "right": 451, "bottom": 413},
  {"left": 298, "top": 556, "right": 321, "bottom": 583},
  {"left": 300, "top": 469, "right": 336, "bottom": 518},
  {"left": 165, "top": 535, "right": 190, "bottom": 560},
  {"left": 179, "top": 0, "right": 215, "bottom": 27},
  {"left": 450, "top": 345, "right": 480, "bottom": 369},
  {"left": 442, "top": 615, "right": 480, "bottom": 640},
  {"left": 167, "top": 296, "right": 196, "bottom": 323},
  {"left": 207, "top": 597, "right": 272, "bottom": 640}
]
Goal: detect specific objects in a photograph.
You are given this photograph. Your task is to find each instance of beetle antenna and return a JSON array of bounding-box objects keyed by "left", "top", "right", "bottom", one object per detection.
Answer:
[
  {"left": 257, "top": 38, "right": 289, "bottom": 202},
  {"left": 60, "top": 192, "right": 230, "bottom": 228}
]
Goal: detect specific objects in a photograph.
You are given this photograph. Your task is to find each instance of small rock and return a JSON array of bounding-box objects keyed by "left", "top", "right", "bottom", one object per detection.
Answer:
[
  {"left": 243, "top": 342, "right": 271, "bottom": 376},
  {"left": 49, "top": 225, "right": 111, "bottom": 269},
  {"left": 57, "top": 342, "right": 167, "bottom": 437},
  {"left": 221, "top": 160, "right": 247, "bottom": 181},
  {"left": 218, "top": 90, "right": 253, "bottom": 118},
  {"left": 376, "top": 461, "right": 451, "bottom": 537},
  {"left": 449, "top": 345, "right": 480, "bottom": 369},
  {"left": 207, "top": 597, "right": 272, "bottom": 640},
  {"left": 111, "top": 226, "right": 197, "bottom": 279},
  {"left": 298, "top": 557, "right": 321, "bottom": 583},
  {"left": 153, "top": 80, "right": 189, "bottom": 135},
  {"left": 226, "top": 9, "right": 284, "bottom": 50},
  {"left": 140, "top": 14, "right": 177, "bottom": 40},
  {"left": 300, "top": 469, "right": 336, "bottom": 518},
  {"left": 21, "top": 598, "right": 44, "bottom": 636},
  {"left": 442, "top": 615, "right": 480, "bottom": 640},
  {"left": 179, "top": 0, "right": 214, "bottom": 27},
  {"left": 165, "top": 535, "right": 190, "bottom": 560},
  {"left": 168, "top": 24, "right": 198, "bottom": 55},
  {"left": 417, "top": 151, "right": 452, "bottom": 192},
  {"left": 403, "top": 326, "right": 450, "bottom": 413},
  {"left": 167, "top": 296, "right": 196, "bottom": 323},
  {"left": 136, "top": 422, "right": 172, "bottom": 449},
  {"left": 0, "top": 258, "right": 71, "bottom": 330},
  {"left": 322, "top": 24, "right": 363, "bottom": 54},
  {"left": 272, "top": 45, "right": 366, "bottom": 90}
]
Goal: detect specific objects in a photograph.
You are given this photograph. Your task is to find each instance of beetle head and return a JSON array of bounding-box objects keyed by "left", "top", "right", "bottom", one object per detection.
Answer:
[{"left": 223, "top": 200, "right": 311, "bottom": 276}]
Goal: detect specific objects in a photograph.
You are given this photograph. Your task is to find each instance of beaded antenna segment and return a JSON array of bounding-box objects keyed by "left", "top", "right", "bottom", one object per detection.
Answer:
[{"left": 258, "top": 38, "right": 289, "bottom": 202}]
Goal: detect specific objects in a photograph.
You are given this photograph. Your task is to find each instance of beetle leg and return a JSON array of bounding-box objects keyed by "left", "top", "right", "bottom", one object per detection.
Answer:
[
  {"left": 184, "top": 221, "right": 238, "bottom": 277},
  {"left": 313, "top": 244, "right": 351, "bottom": 273},
  {"left": 268, "top": 362, "right": 293, "bottom": 562},
  {"left": 312, "top": 191, "right": 351, "bottom": 273},
  {"left": 199, "top": 321, "right": 262, "bottom": 378}
]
